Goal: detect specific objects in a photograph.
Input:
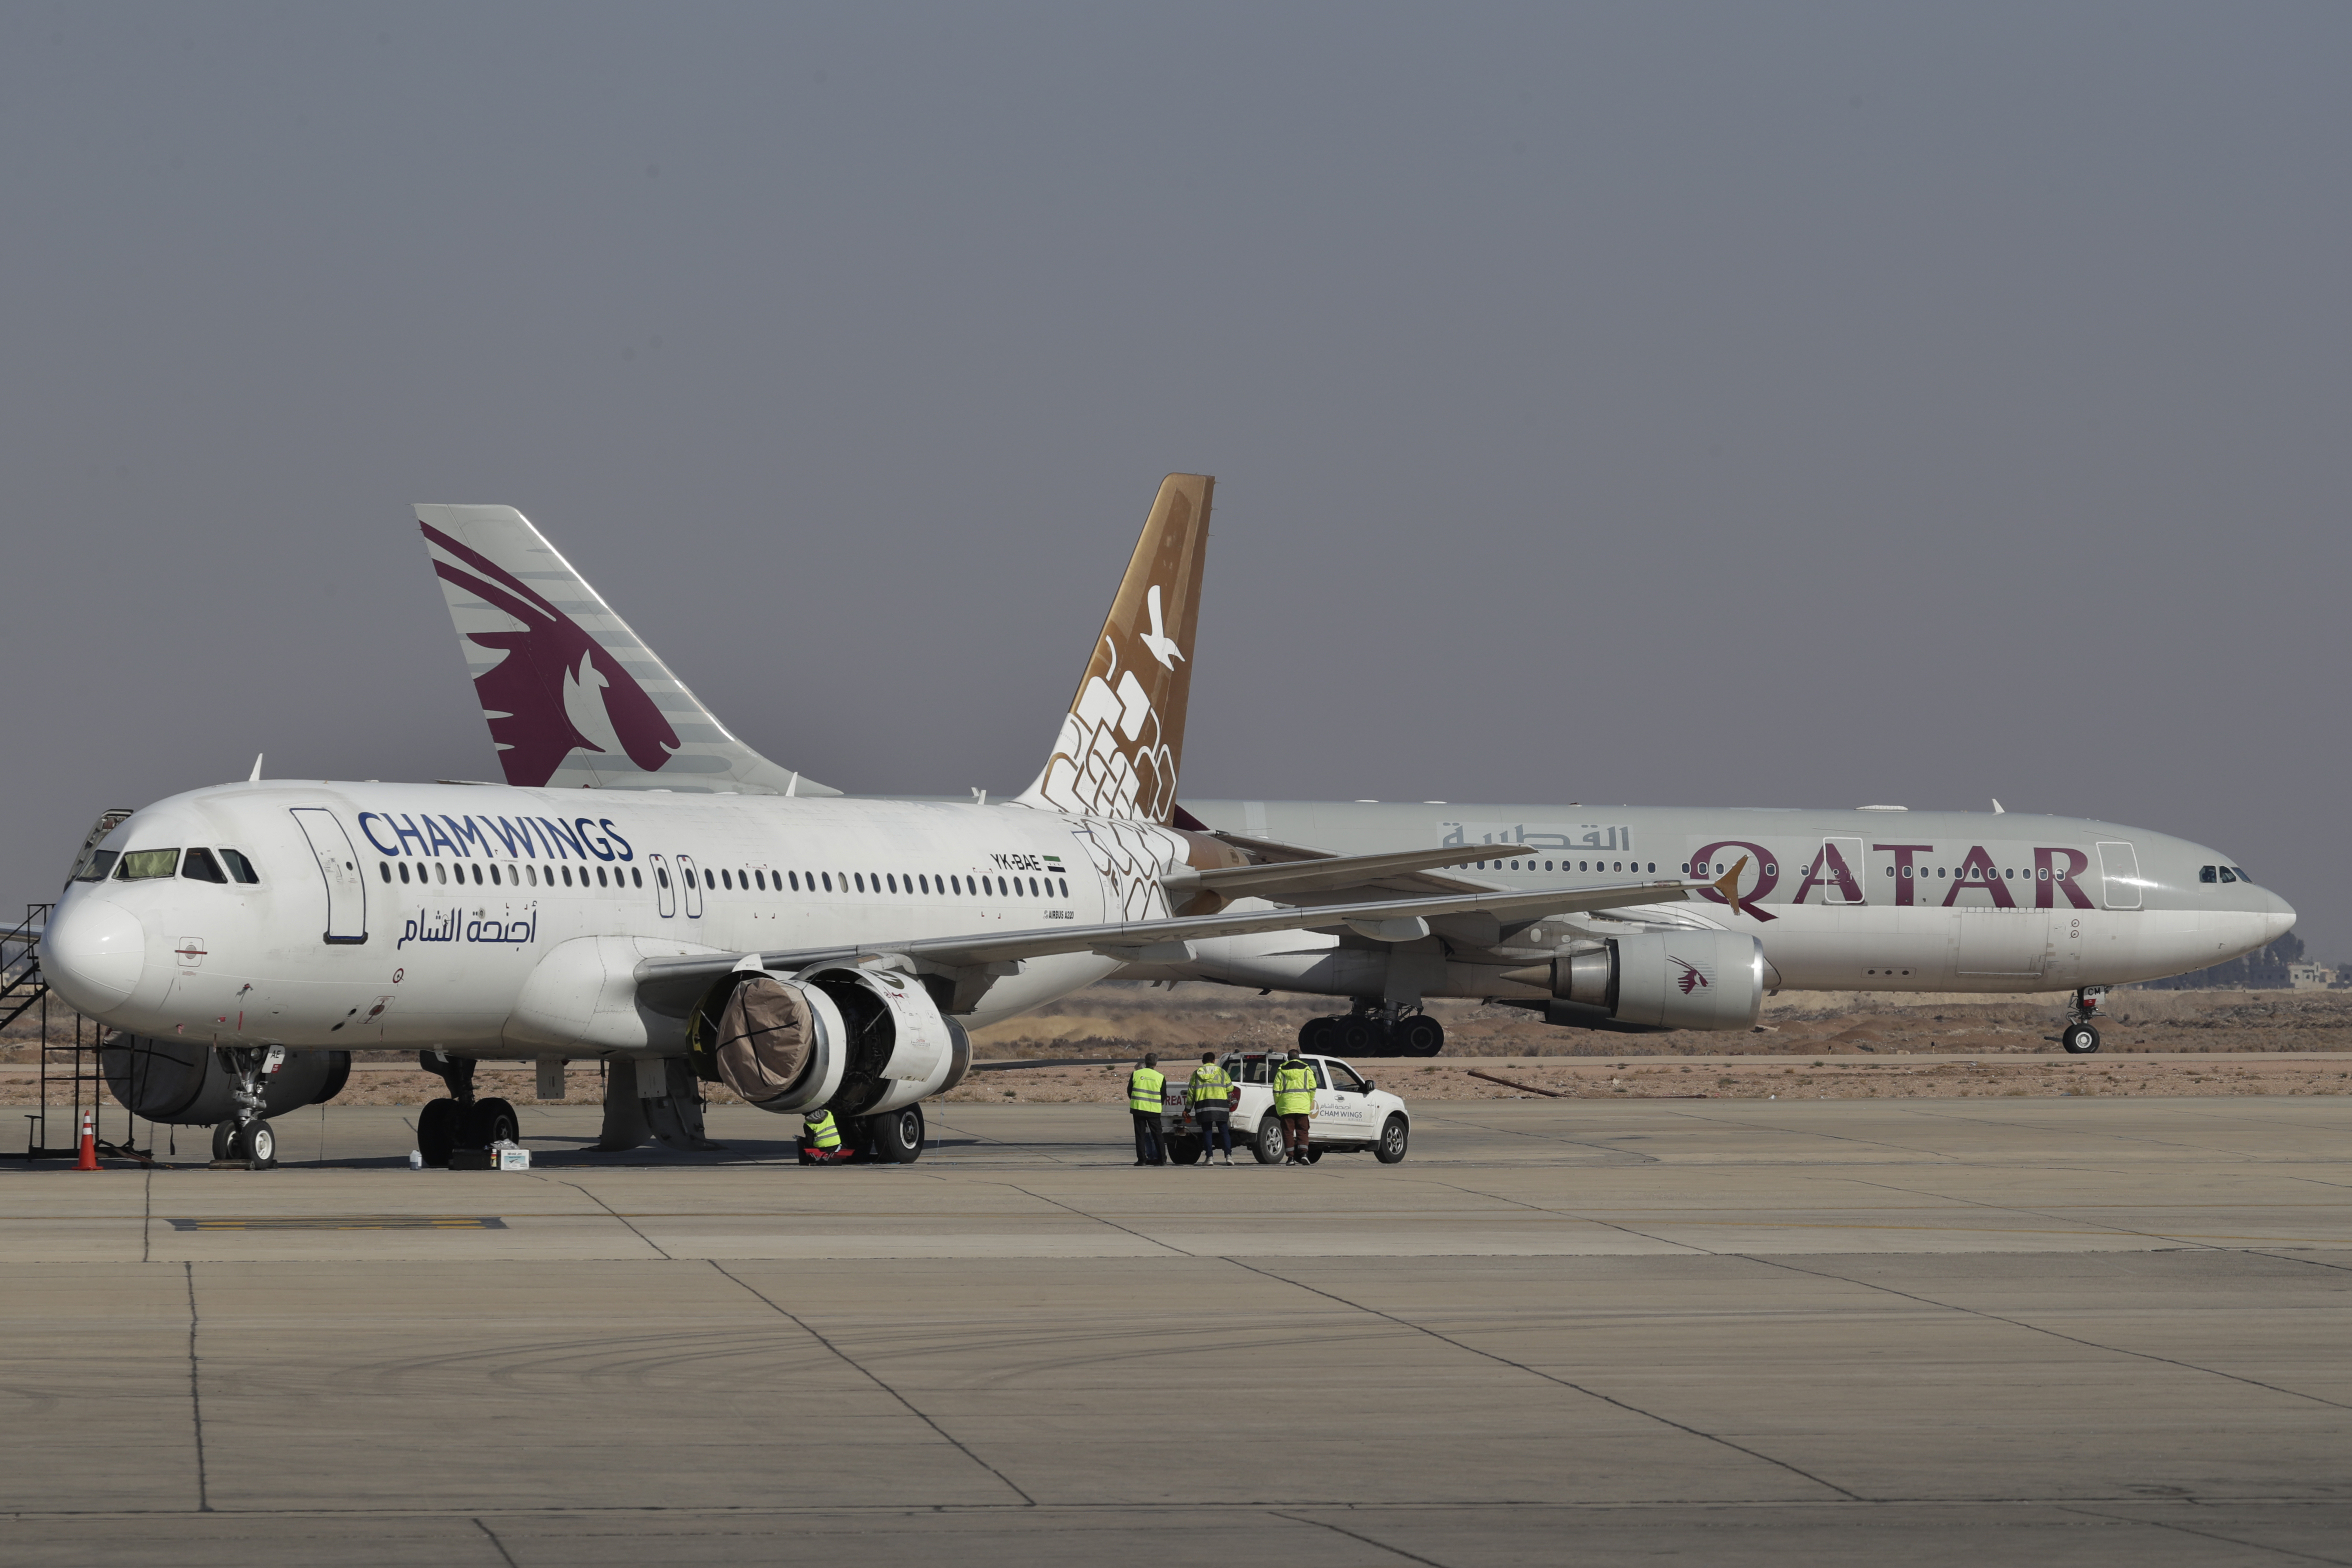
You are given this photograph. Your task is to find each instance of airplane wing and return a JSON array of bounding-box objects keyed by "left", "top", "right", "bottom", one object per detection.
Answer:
[
  {"left": 631, "top": 876, "right": 1693, "bottom": 1006},
  {"left": 1163, "top": 842, "right": 1512, "bottom": 904}
]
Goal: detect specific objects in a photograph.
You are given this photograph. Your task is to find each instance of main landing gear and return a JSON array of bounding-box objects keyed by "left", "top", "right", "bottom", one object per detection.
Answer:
[
  {"left": 210, "top": 1046, "right": 281, "bottom": 1167},
  {"left": 1298, "top": 1003, "right": 1445, "bottom": 1058},
  {"left": 2057, "top": 987, "right": 2107, "bottom": 1055},
  {"left": 415, "top": 1052, "right": 520, "bottom": 1167}
]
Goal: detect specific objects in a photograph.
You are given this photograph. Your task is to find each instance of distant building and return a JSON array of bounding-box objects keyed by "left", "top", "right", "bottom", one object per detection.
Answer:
[{"left": 2288, "top": 961, "right": 2337, "bottom": 990}]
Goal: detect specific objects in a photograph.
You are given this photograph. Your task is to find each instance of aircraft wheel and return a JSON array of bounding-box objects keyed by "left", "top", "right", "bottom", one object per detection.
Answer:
[
  {"left": 1305, "top": 1147, "right": 1323, "bottom": 1164},
  {"left": 211, "top": 1122, "right": 237, "bottom": 1161},
  {"left": 1252, "top": 1118, "right": 1287, "bottom": 1165},
  {"left": 233, "top": 1120, "right": 276, "bottom": 1166},
  {"left": 1393, "top": 1015, "right": 1446, "bottom": 1057},
  {"left": 466, "top": 1097, "right": 519, "bottom": 1147},
  {"left": 1375, "top": 1114, "right": 1410, "bottom": 1164},
  {"left": 1167, "top": 1136, "right": 1202, "bottom": 1166},
  {"left": 1339, "top": 1017, "right": 1384, "bottom": 1056},
  {"left": 870, "top": 1104, "right": 925, "bottom": 1163},
  {"left": 2061, "top": 1023, "right": 2101, "bottom": 1055},
  {"left": 416, "top": 1098, "right": 459, "bottom": 1167},
  {"left": 1298, "top": 1017, "right": 1343, "bottom": 1053}
]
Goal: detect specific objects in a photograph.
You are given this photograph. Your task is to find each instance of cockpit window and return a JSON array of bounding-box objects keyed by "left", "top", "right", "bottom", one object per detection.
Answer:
[
  {"left": 220, "top": 849, "right": 260, "bottom": 884},
  {"left": 2231, "top": 867, "right": 2254, "bottom": 885},
  {"left": 115, "top": 849, "right": 180, "bottom": 880},
  {"left": 2199, "top": 866, "right": 2217, "bottom": 883},
  {"left": 2218, "top": 867, "right": 2238, "bottom": 884},
  {"left": 181, "top": 848, "right": 228, "bottom": 883},
  {"left": 74, "top": 851, "right": 120, "bottom": 882}
]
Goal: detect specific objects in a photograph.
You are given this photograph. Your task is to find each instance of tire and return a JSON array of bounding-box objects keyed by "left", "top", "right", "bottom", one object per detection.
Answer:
[
  {"left": 1305, "top": 1147, "right": 1323, "bottom": 1164},
  {"left": 1393, "top": 1015, "right": 1445, "bottom": 1057},
  {"left": 211, "top": 1121, "right": 236, "bottom": 1162},
  {"left": 416, "top": 1098, "right": 458, "bottom": 1167},
  {"left": 870, "top": 1104, "right": 925, "bottom": 1164},
  {"left": 234, "top": 1120, "right": 276, "bottom": 1165},
  {"left": 1252, "top": 1117, "right": 1287, "bottom": 1165},
  {"left": 1338, "top": 1017, "right": 1383, "bottom": 1057},
  {"left": 1167, "top": 1137, "right": 1202, "bottom": 1166},
  {"left": 1375, "top": 1114, "right": 1409, "bottom": 1164},
  {"left": 466, "top": 1097, "right": 519, "bottom": 1148},
  {"left": 1298, "top": 1017, "right": 1343, "bottom": 1053},
  {"left": 2061, "top": 1023, "right": 2101, "bottom": 1055}
]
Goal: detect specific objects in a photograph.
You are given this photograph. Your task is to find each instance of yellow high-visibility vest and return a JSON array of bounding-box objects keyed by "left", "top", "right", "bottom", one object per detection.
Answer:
[
  {"left": 1272, "top": 1061, "right": 1318, "bottom": 1116},
  {"left": 1189, "top": 1063, "right": 1234, "bottom": 1107},
  {"left": 806, "top": 1109, "right": 842, "bottom": 1150},
  {"left": 1127, "top": 1067, "right": 1167, "bottom": 1114}
]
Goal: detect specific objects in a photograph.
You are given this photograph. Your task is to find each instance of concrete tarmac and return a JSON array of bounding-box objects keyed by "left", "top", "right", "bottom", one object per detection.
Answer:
[{"left": 5, "top": 1097, "right": 2349, "bottom": 1566}]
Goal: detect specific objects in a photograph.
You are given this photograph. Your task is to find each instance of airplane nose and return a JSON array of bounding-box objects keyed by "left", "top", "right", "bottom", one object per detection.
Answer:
[
  {"left": 2262, "top": 888, "right": 2297, "bottom": 946},
  {"left": 40, "top": 898, "right": 147, "bottom": 1012}
]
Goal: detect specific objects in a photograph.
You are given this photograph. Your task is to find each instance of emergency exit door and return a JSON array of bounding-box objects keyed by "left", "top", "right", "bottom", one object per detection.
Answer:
[
  {"left": 1820, "top": 837, "right": 1865, "bottom": 903},
  {"left": 288, "top": 807, "right": 369, "bottom": 944},
  {"left": 2098, "top": 842, "right": 2143, "bottom": 910}
]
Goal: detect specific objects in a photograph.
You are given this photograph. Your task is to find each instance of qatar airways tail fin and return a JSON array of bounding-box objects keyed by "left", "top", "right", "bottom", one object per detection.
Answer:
[
  {"left": 416, "top": 505, "right": 839, "bottom": 796},
  {"left": 1015, "top": 474, "right": 1214, "bottom": 824}
]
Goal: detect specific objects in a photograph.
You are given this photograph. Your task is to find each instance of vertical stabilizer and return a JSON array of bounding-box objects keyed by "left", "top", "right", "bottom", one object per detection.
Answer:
[
  {"left": 1017, "top": 475, "right": 1214, "bottom": 824},
  {"left": 416, "top": 505, "right": 837, "bottom": 796}
]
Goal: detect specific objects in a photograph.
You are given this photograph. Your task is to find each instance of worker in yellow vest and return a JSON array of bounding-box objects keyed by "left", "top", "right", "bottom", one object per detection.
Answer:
[
  {"left": 1127, "top": 1053, "right": 1168, "bottom": 1166},
  {"left": 1189, "top": 1051, "right": 1237, "bottom": 1165},
  {"left": 1272, "top": 1048, "right": 1320, "bottom": 1165},
  {"left": 799, "top": 1108, "right": 851, "bottom": 1165}
]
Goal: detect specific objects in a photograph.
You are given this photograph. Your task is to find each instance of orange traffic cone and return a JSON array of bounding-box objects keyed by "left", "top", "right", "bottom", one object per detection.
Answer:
[{"left": 76, "top": 1111, "right": 98, "bottom": 1171}]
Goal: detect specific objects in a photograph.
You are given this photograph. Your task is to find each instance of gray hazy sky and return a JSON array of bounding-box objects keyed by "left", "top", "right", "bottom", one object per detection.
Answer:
[{"left": 4, "top": 5, "right": 2346, "bottom": 956}]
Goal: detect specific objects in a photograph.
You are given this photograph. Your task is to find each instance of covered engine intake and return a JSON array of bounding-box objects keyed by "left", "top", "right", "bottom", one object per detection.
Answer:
[
  {"left": 1506, "top": 931, "right": 1764, "bottom": 1032},
  {"left": 689, "top": 965, "right": 971, "bottom": 1117},
  {"left": 102, "top": 1037, "right": 351, "bottom": 1124}
]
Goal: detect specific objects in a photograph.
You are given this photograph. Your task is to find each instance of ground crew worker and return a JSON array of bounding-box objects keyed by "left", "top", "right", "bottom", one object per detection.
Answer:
[
  {"left": 1127, "top": 1053, "right": 1167, "bottom": 1166},
  {"left": 799, "top": 1108, "right": 850, "bottom": 1165},
  {"left": 1273, "top": 1048, "right": 1319, "bottom": 1165},
  {"left": 1189, "top": 1051, "right": 1236, "bottom": 1165}
]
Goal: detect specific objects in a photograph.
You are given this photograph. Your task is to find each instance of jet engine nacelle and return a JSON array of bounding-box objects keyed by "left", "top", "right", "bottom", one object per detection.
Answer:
[
  {"left": 102, "top": 1038, "right": 351, "bottom": 1124},
  {"left": 1535, "top": 932, "right": 1764, "bottom": 1032},
  {"left": 689, "top": 964, "right": 971, "bottom": 1118}
]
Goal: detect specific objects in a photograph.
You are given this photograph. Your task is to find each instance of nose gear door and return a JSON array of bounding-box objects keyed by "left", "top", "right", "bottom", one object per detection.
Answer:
[{"left": 288, "top": 808, "right": 369, "bottom": 944}]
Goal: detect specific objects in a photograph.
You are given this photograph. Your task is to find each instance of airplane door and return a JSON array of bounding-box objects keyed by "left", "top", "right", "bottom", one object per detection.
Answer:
[
  {"left": 677, "top": 854, "right": 704, "bottom": 918},
  {"left": 2098, "top": 842, "right": 2143, "bottom": 911},
  {"left": 1822, "top": 837, "right": 1865, "bottom": 903},
  {"left": 647, "top": 854, "right": 677, "bottom": 918},
  {"left": 288, "top": 808, "right": 369, "bottom": 945}
]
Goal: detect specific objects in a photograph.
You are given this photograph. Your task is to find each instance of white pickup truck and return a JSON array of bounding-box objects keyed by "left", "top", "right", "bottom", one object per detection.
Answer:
[{"left": 1160, "top": 1050, "right": 1411, "bottom": 1165}]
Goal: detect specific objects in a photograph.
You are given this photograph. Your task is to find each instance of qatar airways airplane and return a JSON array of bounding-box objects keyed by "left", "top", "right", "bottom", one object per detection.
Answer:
[
  {"left": 398, "top": 484, "right": 2289, "bottom": 1072},
  {"left": 40, "top": 476, "right": 1706, "bottom": 1166}
]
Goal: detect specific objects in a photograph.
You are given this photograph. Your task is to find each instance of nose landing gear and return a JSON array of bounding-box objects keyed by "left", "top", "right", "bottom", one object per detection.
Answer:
[
  {"left": 209, "top": 1046, "right": 282, "bottom": 1167},
  {"left": 2056, "top": 987, "right": 2107, "bottom": 1054}
]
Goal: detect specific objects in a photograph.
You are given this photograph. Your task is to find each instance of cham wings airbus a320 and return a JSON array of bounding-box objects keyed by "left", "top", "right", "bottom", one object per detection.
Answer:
[
  {"left": 398, "top": 485, "right": 2297, "bottom": 1067},
  {"left": 39, "top": 476, "right": 1720, "bottom": 1165}
]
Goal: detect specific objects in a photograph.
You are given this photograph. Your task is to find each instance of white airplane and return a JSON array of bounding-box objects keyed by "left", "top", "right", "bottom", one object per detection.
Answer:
[
  {"left": 40, "top": 476, "right": 1716, "bottom": 1166},
  {"left": 1142, "top": 799, "right": 2294, "bottom": 1057},
  {"left": 401, "top": 484, "right": 2292, "bottom": 1069}
]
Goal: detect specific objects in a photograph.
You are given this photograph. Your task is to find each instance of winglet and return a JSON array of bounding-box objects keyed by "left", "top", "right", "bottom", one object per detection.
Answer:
[
  {"left": 248, "top": 753, "right": 263, "bottom": 783},
  {"left": 1016, "top": 475, "right": 1214, "bottom": 823}
]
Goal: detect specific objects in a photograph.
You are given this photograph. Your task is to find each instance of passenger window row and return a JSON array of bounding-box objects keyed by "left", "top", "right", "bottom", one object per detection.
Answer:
[
  {"left": 380, "top": 861, "right": 644, "bottom": 890},
  {"left": 682, "top": 867, "right": 1072, "bottom": 899},
  {"left": 1476, "top": 859, "right": 1656, "bottom": 874},
  {"left": 99, "top": 848, "right": 260, "bottom": 885}
]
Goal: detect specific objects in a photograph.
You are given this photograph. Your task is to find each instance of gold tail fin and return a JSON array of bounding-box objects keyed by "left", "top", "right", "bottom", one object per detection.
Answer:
[{"left": 1017, "top": 474, "right": 1215, "bottom": 823}]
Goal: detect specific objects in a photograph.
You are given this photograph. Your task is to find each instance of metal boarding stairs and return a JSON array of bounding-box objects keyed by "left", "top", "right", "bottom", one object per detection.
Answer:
[{"left": 9, "top": 804, "right": 157, "bottom": 1161}]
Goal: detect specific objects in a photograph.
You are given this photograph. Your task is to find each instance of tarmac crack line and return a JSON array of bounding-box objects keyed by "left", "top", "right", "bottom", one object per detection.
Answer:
[
  {"left": 470, "top": 1516, "right": 521, "bottom": 1566},
  {"left": 141, "top": 1164, "right": 152, "bottom": 1264},
  {"left": 2055, "top": 1505, "right": 2352, "bottom": 1565},
  {"left": 552, "top": 1180, "right": 672, "bottom": 1259},
  {"left": 1006, "top": 1184, "right": 1195, "bottom": 1256},
  {"left": 1273, "top": 1510, "right": 1456, "bottom": 1567},
  {"left": 183, "top": 1262, "right": 210, "bottom": 1513},
  {"left": 1222, "top": 1259, "right": 1859, "bottom": 1502},
  {"left": 919, "top": 1111, "right": 1081, "bottom": 1166},
  {"left": 707, "top": 1261, "right": 1037, "bottom": 1507},
  {"left": 1734, "top": 1254, "right": 2352, "bottom": 1412},
  {"left": 1831, "top": 1176, "right": 2237, "bottom": 1253}
]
